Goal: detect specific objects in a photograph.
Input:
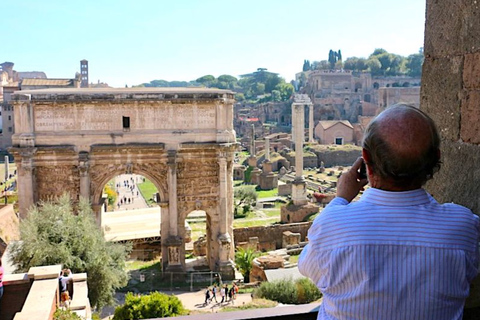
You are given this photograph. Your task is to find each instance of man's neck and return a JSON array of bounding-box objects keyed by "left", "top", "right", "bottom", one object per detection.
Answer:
[{"left": 370, "top": 177, "right": 421, "bottom": 191}]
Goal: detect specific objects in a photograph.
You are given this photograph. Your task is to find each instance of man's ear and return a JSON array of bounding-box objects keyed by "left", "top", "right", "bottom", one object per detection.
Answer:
[{"left": 362, "top": 149, "right": 370, "bottom": 164}]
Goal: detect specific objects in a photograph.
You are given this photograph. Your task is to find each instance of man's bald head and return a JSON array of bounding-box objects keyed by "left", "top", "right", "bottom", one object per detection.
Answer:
[{"left": 362, "top": 104, "right": 441, "bottom": 189}]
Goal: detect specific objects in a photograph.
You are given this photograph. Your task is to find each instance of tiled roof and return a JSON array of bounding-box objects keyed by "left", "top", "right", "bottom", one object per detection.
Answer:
[
  {"left": 318, "top": 120, "right": 353, "bottom": 130},
  {"left": 21, "top": 78, "right": 73, "bottom": 86}
]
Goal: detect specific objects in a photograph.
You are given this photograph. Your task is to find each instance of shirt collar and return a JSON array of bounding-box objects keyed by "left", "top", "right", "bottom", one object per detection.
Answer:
[{"left": 359, "top": 187, "right": 432, "bottom": 206}]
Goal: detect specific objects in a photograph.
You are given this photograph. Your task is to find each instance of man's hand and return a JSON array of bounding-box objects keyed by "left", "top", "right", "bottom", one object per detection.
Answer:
[{"left": 336, "top": 157, "right": 369, "bottom": 203}]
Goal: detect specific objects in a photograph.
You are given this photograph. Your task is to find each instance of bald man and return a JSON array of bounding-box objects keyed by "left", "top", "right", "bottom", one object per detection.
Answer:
[{"left": 299, "top": 104, "right": 479, "bottom": 320}]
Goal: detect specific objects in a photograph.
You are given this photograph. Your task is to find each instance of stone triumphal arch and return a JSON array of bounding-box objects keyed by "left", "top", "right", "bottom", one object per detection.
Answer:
[{"left": 9, "top": 88, "right": 237, "bottom": 278}]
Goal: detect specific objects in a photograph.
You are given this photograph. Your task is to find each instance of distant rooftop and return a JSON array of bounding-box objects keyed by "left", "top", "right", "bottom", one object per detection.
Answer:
[
  {"left": 21, "top": 78, "right": 74, "bottom": 86},
  {"left": 318, "top": 120, "right": 353, "bottom": 130}
]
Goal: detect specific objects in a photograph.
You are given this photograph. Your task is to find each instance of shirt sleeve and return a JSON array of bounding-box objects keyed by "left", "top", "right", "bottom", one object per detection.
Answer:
[{"left": 298, "top": 197, "right": 349, "bottom": 284}]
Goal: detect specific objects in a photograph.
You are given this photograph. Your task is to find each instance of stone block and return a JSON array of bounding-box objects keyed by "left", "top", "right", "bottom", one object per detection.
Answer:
[
  {"left": 464, "top": 53, "right": 480, "bottom": 89},
  {"left": 282, "top": 231, "right": 301, "bottom": 248},
  {"left": 424, "top": 0, "right": 480, "bottom": 57},
  {"left": 421, "top": 56, "right": 463, "bottom": 141},
  {"left": 193, "top": 235, "right": 207, "bottom": 256},
  {"left": 425, "top": 139, "right": 480, "bottom": 214},
  {"left": 461, "top": 90, "right": 480, "bottom": 144}
]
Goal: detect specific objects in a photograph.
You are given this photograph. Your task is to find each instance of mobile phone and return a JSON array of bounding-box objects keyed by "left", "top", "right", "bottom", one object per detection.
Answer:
[{"left": 359, "top": 161, "right": 367, "bottom": 179}]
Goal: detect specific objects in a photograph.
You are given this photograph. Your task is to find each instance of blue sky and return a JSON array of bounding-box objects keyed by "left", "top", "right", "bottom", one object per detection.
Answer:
[{"left": 2, "top": 0, "right": 426, "bottom": 88}]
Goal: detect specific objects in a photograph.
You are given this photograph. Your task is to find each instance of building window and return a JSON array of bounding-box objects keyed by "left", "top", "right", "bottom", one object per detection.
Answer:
[
  {"left": 8, "top": 127, "right": 12, "bottom": 133},
  {"left": 335, "top": 137, "right": 343, "bottom": 145},
  {"left": 123, "top": 116, "right": 130, "bottom": 131},
  {"left": 8, "top": 116, "right": 11, "bottom": 121}
]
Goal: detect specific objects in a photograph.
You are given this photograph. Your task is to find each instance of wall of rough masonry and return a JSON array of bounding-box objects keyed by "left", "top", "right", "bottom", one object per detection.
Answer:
[
  {"left": 233, "top": 222, "right": 312, "bottom": 251},
  {"left": 422, "top": 0, "right": 480, "bottom": 312}
]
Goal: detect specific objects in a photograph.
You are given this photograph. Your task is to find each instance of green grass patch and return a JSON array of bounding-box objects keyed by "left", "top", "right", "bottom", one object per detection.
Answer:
[
  {"left": 256, "top": 187, "right": 278, "bottom": 199},
  {"left": 220, "top": 298, "right": 277, "bottom": 312},
  {"left": 262, "top": 208, "right": 281, "bottom": 218},
  {"left": 233, "top": 217, "right": 278, "bottom": 228},
  {"left": 125, "top": 260, "right": 159, "bottom": 272},
  {"left": 289, "top": 254, "right": 300, "bottom": 264},
  {"left": 137, "top": 180, "right": 159, "bottom": 206}
]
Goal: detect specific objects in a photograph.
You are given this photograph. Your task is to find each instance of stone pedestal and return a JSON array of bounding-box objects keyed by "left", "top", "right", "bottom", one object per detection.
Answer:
[
  {"left": 164, "top": 236, "right": 183, "bottom": 272},
  {"left": 247, "top": 156, "right": 257, "bottom": 167},
  {"left": 250, "top": 167, "right": 262, "bottom": 185},
  {"left": 217, "top": 233, "right": 235, "bottom": 280},
  {"left": 291, "top": 179, "right": 307, "bottom": 206},
  {"left": 259, "top": 160, "right": 278, "bottom": 190}
]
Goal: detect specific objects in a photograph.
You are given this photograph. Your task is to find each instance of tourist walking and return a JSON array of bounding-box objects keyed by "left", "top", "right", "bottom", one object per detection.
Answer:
[
  {"left": 212, "top": 284, "right": 218, "bottom": 303},
  {"left": 220, "top": 284, "right": 225, "bottom": 303}
]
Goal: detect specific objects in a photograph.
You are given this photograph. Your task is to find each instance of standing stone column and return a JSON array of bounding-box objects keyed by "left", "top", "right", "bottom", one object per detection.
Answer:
[
  {"left": 167, "top": 150, "right": 178, "bottom": 237},
  {"left": 292, "top": 103, "right": 307, "bottom": 205},
  {"left": 218, "top": 156, "right": 228, "bottom": 234},
  {"left": 250, "top": 124, "right": 255, "bottom": 156},
  {"left": 265, "top": 137, "right": 270, "bottom": 161},
  {"left": 78, "top": 152, "right": 90, "bottom": 201},
  {"left": 291, "top": 103, "right": 296, "bottom": 143},
  {"left": 165, "top": 150, "right": 183, "bottom": 272},
  {"left": 17, "top": 149, "right": 35, "bottom": 219},
  {"left": 309, "top": 104, "right": 314, "bottom": 142}
]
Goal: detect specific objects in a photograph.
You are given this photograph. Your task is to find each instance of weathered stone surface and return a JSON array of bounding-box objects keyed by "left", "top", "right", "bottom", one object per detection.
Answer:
[
  {"left": 281, "top": 202, "right": 319, "bottom": 223},
  {"left": 421, "top": 56, "right": 463, "bottom": 141},
  {"left": 426, "top": 139, "right": 480, "bottom": 214},
  {"left": 193, "top": 235, "right": 207, "bottom": 256},
  {"left": 250, "top": 255, "right": 285, "bottom": 283},
  {"left": 425, "top": 0, "right": 480, "bottom": 57},
  {"left": 460, "top": 90, "right": 480, "bottom": 143},
  {"left": 463, "top": 53, "right": 480, "bottom": 89},
  {"left": 282, "top": 231, "right": 300, "bottom": 248},
  {"left": 234, "top": 222, "right": 312, "bottom": 251},
  {"left": 10, "top": 88, "right": 237, "bottom": 279}
]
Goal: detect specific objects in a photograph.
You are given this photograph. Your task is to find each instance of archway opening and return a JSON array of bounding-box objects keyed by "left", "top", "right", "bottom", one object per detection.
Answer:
[
  {"left": 101, "top": 173, "right": 162, "bottom": 261},
  {"left": 184, "top": 209, "right": 210, "bottom": 271}
]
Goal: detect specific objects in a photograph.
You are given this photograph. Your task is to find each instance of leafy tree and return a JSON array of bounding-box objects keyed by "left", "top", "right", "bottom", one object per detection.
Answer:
[
  {"left": 218, "top": 74, "right": 237, "bottom": 83},
  {"left": 234, "top": 185, "right": 257, "bottom": 215},
  {"left": 275, "top": 82, "right": 294, "bottom": 101},
  {"left": 406, "top": 51, "right": 424, "bottom": 77},
  {"left": 234, "top": 247, "right": 260, "bottom": 283},
  {"left": 271, "top": 90, "right": 281, "bottom": 102},
  {"left": 370, "top": 48, "right": 388, "bottom": 57},
  {"left": 302, "top": 60, "right": 311, "bottom": 72},
  {"left": 366, "top": 57, "right": 382, "bottom": 76},
  {"left": 195, "top": 75, "right": 216, "bottom": 86},
  {"left": 328, "top": 50, "right": 336, "bottom": 69},
  {"left": 9, "top": 194, "right": 130, "bottom": 310},
  {"left": 312, "top": 60, "right": 329, "bottom": 70},
  {"left": 113, "top": 292, "right": 187, "bottom": 320}
]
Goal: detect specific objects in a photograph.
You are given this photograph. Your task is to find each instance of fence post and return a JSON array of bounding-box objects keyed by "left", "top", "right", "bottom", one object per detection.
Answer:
[{"left": 190, "top": 273, "right": 193, "bottom": 292}]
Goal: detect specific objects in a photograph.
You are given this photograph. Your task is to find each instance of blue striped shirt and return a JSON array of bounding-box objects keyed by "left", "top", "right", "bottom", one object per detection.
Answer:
[{"left": 298, "top": 188, "right": 479, "bottom": 320}]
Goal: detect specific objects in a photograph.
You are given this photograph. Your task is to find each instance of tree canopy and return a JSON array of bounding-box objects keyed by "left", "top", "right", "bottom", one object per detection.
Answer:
[
  {"left": 9, "top": 194, "right": 130, "bottom": 310},
  {"left": 302, "top": 48, "right": 423, "bottom": 77}
]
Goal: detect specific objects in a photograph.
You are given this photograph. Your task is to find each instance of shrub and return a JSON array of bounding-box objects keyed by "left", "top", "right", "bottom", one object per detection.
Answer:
[
  {"left": 113, "top": 292, "right": 187, "bottom": 320},
  {"left": 54, "top": 309, "right": 82, "bottom": 320},
  {"left": 296, "top": 278, "right": 322, "bottom": 304},
  {"left": 254, "top": 278, "right": 321, "bottom": 304}
]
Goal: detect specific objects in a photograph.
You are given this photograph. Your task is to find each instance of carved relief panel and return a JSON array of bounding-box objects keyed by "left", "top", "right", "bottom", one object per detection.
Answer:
[{"left": 35, "top": 165, "right": 80, "bottom": 201}]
